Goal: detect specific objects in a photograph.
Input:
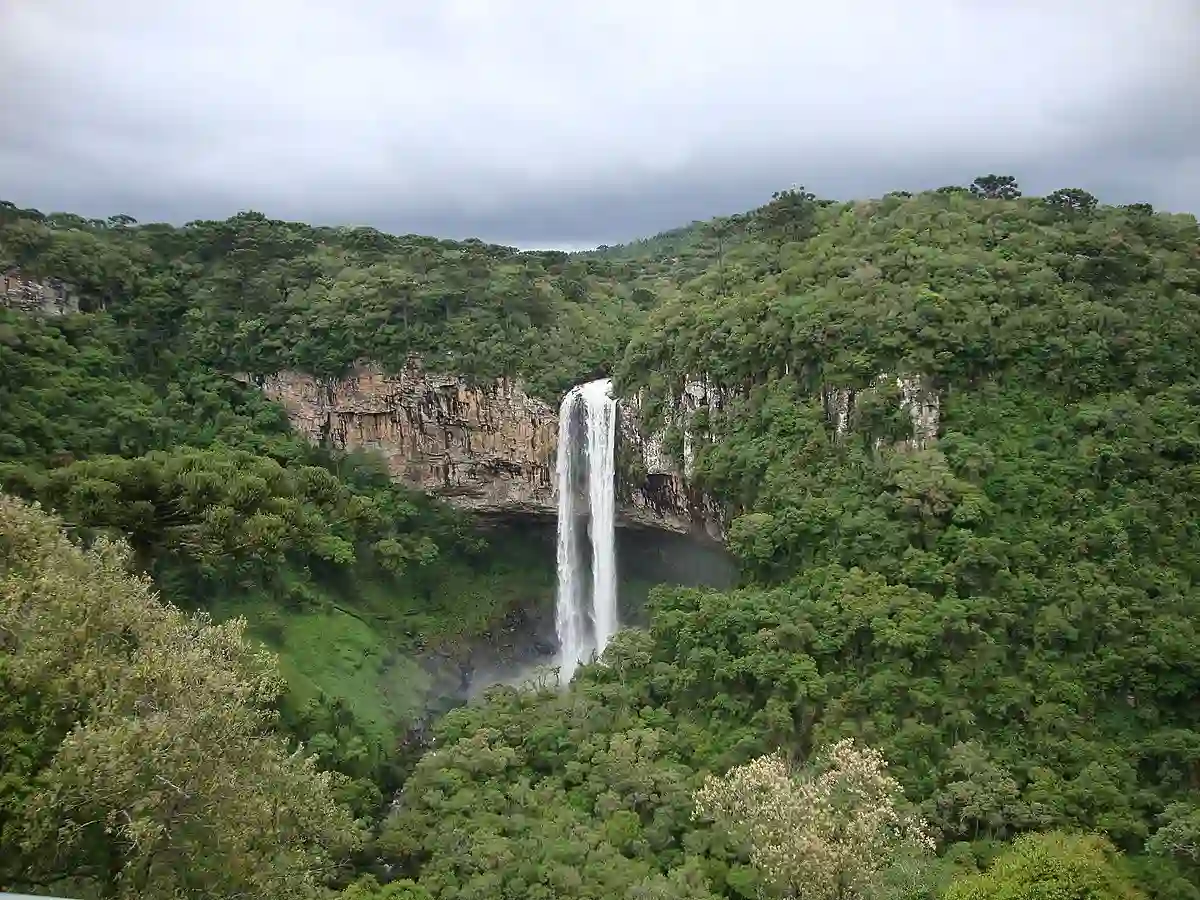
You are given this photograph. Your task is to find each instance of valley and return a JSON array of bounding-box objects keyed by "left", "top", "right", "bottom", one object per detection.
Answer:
[{"left": 3, "top": 180, "right": 1200, "bottom": 899}]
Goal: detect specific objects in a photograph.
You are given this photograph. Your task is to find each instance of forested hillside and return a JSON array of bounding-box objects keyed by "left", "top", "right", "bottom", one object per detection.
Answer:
[
  {"left": 3, "top": 179, "right": 1200, "bottom": 899},
  {"left": 0, "top": 201, "right": 654, "bottom": 399},
  {"left": 381, "top": 184, "right": 1200, "bottom": 899},
  {"left": 0, "top": 200, "right": 645, "bottom": 828}
]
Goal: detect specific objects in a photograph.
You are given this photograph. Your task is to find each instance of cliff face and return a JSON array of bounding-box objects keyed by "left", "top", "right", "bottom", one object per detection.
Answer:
[
  {"left": 252, "top": 363, "right": 941, "bottom": 539},
  {"left": 255, "top": 363, "right": 558, "bottom": 516},
  {"left": 1, "top": 269, "right": 78, "bottom": 316},
  {"left": 252, "top": 363, "right": 715, "bottom": 535},
  {"left": 823, "top": 373, "right": 941, "bottom": 450}
]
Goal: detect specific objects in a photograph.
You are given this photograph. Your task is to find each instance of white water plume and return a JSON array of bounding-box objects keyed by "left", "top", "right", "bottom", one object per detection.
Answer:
[{"left": 554, "top": 377, "right": 619, "bottom": 683}]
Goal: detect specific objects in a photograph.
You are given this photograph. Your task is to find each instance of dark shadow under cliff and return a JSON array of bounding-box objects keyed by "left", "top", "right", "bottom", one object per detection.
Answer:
[
  {"left": 444, "top": 518, "right": 736, "bottom": 698},
  {"left": 224, "top": 514, "right": 735, "bottom": 775}
]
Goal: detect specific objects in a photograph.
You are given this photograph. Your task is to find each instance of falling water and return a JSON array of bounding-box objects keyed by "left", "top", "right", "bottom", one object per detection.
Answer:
[
  {"left": 554, "top": 388, "right": 587, "bottom": 682},
  {"left": 554, "top": 378, "right": 619, "bottom": 683},
  {"left": 582, "top": 379, "right": 619, "bottom": 656}
]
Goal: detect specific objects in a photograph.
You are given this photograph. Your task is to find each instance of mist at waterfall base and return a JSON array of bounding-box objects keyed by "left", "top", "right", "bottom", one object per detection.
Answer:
[{"left": 463, "top": 524, "right": 735, "bottom": 697}]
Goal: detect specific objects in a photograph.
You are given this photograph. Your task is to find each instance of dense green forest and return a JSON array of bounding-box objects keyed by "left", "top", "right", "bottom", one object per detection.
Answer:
[
  {"left": 0, "top": 199, "right": 625, "bottom": 823},
  {"left": 3, "top": 178, "right": 1200, "bottom": 898}
]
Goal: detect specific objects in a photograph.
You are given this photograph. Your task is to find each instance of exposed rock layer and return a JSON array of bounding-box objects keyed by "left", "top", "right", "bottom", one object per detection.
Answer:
[
  {"left": 252, "top": 363, "right": 941, "bottom": 539},
  {"left": 1, "top": 269, "right": 78, "bottom": 316},
  {"left": 251, "top": 363, "right": 715, "bottom": 534},
  {"left": 822, "top": 373, "right": 941, "bottom": 450},
  {"left": 255, "top": 363, "right": 558, "bottom": 515}
]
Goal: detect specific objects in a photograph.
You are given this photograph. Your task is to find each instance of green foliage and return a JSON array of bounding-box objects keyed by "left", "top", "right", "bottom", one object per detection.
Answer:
[
  {"left": 611, "top": 191, "right": 1200, "bottom": 854},
  {"left": 340, "top": 874, "right": 434, "bottom": 900},
  {"left": 380, "top": 186, "right": 1200, "bottom": 896},
  {"left": 0, "top": 202, "right": 569, "bottom": 821},
  {"left": 6, "top": 445, "right": 455, "bottom": 598},
  {"left": 970, "top": 174, "right": 1023, "bottom": 200},
  {"left": 7, "top": 184, "right": 1200, "bottom": 898},
  {"left": 2, "top": 204, "right": 657, "bottom": 403},
  {"left": 692, "top": 740, "right": 935, "bottom": 899},
  {"left": 943, "top": 831, "right": 1144, "bottom": 899},
  {"left": 0, "top": 495, "right": 360, "bottom": 898},
  {"left": 375, "top": 668, "right": 728, "bottom": 900}
]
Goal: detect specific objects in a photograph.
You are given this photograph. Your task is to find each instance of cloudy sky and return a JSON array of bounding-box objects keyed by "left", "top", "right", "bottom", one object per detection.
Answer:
[{"left": 2, "top": 1, "right": 1197, "bottom": 248}]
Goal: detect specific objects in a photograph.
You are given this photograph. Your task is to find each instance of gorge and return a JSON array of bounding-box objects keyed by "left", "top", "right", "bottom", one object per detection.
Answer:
[
  {"left": 243, "top": 361, "right": 947, "bottom": 688},
  {"left": 8, "top": 183, "right": 1197, "bottom": 900}
]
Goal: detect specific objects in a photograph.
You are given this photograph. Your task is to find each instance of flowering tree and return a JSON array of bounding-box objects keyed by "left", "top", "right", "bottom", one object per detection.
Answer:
[{"left": 693, "top": 738, "right": 935, "bottom": 899}]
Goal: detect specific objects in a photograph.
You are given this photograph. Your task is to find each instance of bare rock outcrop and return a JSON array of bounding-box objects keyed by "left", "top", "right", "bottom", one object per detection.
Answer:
[
  {"left": 249, "top": 362, "right": 940, "bottom": 540},
  {"left": 821, "top": 373, "right": 940, "bottom": 450},
  {"left": 253, "top": 363, "right": 559, "bottom": 517},
  {"left": 250, "top": 362, "right": 712, "bottom": 534},
  {"left": 1, "top": 268, "right": 78, "bottom": 316}
]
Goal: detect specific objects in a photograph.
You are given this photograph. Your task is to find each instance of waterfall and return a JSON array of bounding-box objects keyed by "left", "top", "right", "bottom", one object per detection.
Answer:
[
  {"left": 554, "top": 378, "right": 619, "bottom": 683},
  {"left": 554, "top": 389, "right": 586, "bottom": 681},
  {"left": 582, "top": 379, "right": 619, "bottom": 657}
]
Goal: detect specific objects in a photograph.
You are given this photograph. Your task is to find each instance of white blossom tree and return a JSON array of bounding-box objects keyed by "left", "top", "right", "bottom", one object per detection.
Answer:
[{"left": 693, "top": 738, "right": 935, "bottom": 899}]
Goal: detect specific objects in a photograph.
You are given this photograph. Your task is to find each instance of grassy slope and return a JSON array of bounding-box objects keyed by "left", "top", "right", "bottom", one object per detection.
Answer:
[{"left": 207, "top": 524, "right": 559, "bottom": 742}]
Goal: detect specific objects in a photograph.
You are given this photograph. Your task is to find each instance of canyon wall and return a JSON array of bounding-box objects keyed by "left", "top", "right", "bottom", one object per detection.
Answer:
[
  {"left": 822, "top": 373, "right": 941, "bottom": 450},
  {"left": 1, "top": 269, "right": 78, "bottom": 316},
  {"left": 250, "top": 363, "right": 715, "bottom": 535},
  {"left": 251, "top": 362, "right": 941, "bottom": 539}
]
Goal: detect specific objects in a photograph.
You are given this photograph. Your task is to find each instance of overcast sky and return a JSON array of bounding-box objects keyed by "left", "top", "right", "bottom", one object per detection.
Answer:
[{"left": 2, "top": 1, "right": 1197, "bottom": 248}]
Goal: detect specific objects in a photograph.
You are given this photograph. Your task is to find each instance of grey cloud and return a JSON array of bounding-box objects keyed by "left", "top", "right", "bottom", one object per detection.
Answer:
[{"left": 2, "top": 0, "right": 1197, "bottom": 247}]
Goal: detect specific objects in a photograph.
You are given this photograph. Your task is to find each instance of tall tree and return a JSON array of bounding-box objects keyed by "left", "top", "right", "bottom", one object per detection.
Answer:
[
  {"left": 969, "top": 174, "right": 1022, "bottom": 200},
  {"left": 752, "top": 186, "right": 818, "bottom": 272},
  {"left": 0, "top": 495, "right": 360, "bottom": 899},
  {"left": 944, "top": 832, "right": 1144, "bottom": 900},
  {"left": 1046, "top": 187, "right": 1100, "bottom": 216},
  {"left": 693, "top": 740, "right": 934, "bottom": 900},
  {"left": 704, "top": 215, "right": 741, "bottom": 297}
]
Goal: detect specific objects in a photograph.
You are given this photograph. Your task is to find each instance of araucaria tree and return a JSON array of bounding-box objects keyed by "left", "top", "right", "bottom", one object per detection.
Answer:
[{"left": 693, "top": 738, "right": 935, "bottom": 899}]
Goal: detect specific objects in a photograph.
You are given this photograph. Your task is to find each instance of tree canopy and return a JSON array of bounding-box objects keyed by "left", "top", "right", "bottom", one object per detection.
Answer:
[
  {"left": 4, "top": 179, "right": 1200, "bottom": 898},
  {"left": 0, "top": 495, "right": 360, "bottom": 898}
]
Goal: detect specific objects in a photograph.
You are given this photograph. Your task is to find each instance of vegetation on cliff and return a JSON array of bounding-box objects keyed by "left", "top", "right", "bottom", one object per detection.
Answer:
[
  {"left": 0, "top": 200, "right": 651, "bottom": 401},
  {"left": 375, "top": 182, "right": 1200, "bottom": 898},
  {"left": 4, "top": 178, "right": 1200, "bottom": 898},
  {"left": 612, "top": 187, "right": 1200, "bottom": 866}
]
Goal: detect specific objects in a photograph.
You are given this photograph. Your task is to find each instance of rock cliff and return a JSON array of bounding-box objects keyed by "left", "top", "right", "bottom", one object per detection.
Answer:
[
  {"left": 250, "top": 362, "right": 715, "bottom": 535},
  {"left": 250, "top": 363, "right": 941, "bottom": 539},
  {"left": 1, "top": 268, "right": 78, "bottom": 316},
  {"left": 823, "top": 373, "right": 941, "bottom": 450}
]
